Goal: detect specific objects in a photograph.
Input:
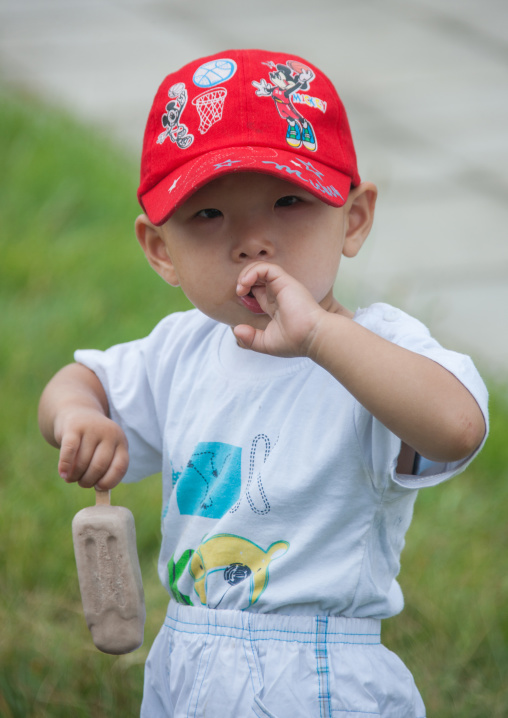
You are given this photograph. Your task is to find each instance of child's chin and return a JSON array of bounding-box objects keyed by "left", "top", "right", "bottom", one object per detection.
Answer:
[
  {"left": 243, "top": 313, "right": 271, "bottom": 330},
  {"left": 227, "top": 314, "right": 271, "bottom": 334}
]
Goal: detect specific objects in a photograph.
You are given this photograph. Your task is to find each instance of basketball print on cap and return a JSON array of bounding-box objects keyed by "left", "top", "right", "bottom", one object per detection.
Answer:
[{"left": 193, "top": 58, "right": 237, "bottom": 88}]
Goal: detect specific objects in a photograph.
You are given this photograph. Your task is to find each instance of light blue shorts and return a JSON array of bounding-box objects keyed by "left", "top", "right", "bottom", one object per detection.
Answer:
[{"left": 141, "top": 602, "right": 426, "bottom": 718}]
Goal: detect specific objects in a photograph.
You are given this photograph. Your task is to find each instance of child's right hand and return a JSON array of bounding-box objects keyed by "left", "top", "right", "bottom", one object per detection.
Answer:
[
  {"left": 55, "top": 408, "right": 129, "bottom": 490},
  {"left": 38, "top": 362, "right": 130, "bottom": 491}
]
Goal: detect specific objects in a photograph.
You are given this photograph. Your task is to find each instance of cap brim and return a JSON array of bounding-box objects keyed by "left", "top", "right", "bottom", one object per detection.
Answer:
[{"left": 139, "top": 146, "right": 353, "bottom": 226}]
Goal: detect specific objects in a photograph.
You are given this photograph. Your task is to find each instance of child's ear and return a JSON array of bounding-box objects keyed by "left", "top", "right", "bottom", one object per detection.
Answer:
[
  {"left": 134, "top": 214, "right": 180, "bottom": 287},
  {"left": 342, "top": 182, "right": 377, "bottom": 258}
]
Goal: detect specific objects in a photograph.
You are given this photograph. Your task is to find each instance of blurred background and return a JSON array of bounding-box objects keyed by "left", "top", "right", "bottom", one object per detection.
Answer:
[{"left": 1, "top": 1, "right": 507, "bottom": 716}]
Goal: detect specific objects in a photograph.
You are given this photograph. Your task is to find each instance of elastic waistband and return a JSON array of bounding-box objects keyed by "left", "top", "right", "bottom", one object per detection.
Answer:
[{"left": 165, "top": 602, "right": 381, "bottom": 646}]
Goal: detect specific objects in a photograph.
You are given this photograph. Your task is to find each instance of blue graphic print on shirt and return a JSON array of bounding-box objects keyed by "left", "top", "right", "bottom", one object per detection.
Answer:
[{"left": 176, "top": 442, "right": 242, "bottom": 518}]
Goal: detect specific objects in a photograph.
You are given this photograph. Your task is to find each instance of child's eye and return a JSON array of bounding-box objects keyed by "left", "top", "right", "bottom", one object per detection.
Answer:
[
  {"left": 196, "top": 208, "right": 222, "bottom": 219},
  {"left": 275, "top": 195, "right": 301, "bottom": 208}
]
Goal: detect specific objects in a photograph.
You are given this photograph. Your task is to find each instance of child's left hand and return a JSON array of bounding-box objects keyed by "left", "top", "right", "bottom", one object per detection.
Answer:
[{"left": 234, "top": 261, "right": 327, "bottom": 357}]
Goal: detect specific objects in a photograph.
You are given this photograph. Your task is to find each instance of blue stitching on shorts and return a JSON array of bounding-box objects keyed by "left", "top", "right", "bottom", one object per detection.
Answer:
[
  {"left": 164, "top": 615, "right": 380, "bottom": 641},
  {"left": 316, "top": 617, "right": 332, "bottom": 718},
  {"left": 164, "top": 620, "right": 380, "bottom": 645},
  {"left": 316, "top": 618, "right": 323, "bottom": 718}
]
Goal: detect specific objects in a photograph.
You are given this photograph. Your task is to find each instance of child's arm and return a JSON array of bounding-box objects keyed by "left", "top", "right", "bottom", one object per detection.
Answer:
[
  {"left": 235, "top": 262, "right": 486, "bottom": 464},
  {"left": 38, "top": 363, "right": 129, "bottom": 489}
]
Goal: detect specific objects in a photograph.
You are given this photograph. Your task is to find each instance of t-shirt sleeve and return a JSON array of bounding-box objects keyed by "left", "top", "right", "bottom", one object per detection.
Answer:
[
  {"left": 353, "top": 303, "right": 489, "bottom": 490},
  {"left": 74, "top": 317, "right": 177, "bottom": 483}
]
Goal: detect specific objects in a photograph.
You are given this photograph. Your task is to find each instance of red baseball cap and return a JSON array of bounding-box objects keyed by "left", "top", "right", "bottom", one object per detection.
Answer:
[{"left": 138, "top": 49, "right": 361, "bottom": 225}]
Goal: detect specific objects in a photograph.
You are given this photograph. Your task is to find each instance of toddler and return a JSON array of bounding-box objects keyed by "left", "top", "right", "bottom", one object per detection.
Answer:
[{"left": 39, "top": 49, "right": 488, "bottom": 717}]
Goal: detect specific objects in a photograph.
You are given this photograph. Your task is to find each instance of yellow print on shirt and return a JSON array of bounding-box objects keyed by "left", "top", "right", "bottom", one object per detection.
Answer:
[{"left": 190, "top": 534, "right": 289, "bottom": 610}]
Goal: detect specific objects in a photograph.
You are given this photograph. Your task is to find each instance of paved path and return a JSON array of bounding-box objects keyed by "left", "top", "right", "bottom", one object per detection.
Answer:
[{"left": 1, "top": 0, "right": 507, "bottom": 372}]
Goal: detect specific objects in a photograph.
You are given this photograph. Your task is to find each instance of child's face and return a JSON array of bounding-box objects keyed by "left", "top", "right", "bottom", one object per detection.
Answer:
[{"left": 138, "top": 172, "right": 372, "bottom": 329}]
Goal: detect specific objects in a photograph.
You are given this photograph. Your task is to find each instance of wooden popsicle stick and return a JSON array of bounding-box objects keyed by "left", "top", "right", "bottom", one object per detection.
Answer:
[{"left": 95, "top": 488, "right": 111, "bottom": 506}]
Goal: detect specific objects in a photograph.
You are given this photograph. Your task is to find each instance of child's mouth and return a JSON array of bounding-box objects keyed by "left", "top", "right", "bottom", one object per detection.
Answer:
[{"left": 240, "top": 290, "right": 266, "bottom": 314}]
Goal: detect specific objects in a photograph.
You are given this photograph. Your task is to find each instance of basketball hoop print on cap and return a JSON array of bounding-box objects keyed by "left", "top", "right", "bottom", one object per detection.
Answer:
[
  {"left": 192, "top": 87, "right": 228, "bottom": 135},
  {"left": 138, "top": 49, "right": 361, "bottom": 225}
]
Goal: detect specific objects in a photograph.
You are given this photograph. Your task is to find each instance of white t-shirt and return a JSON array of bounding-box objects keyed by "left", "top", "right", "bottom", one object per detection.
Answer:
[{"left": 75, "top": 304, "right": 488, "bottom": 620}]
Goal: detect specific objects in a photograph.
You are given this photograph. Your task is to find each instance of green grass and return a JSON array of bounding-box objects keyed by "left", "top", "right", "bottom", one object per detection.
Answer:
[
  {"left": 0, "top": 86, "right": 191, "bottom": 717},
  {"left": 1, "top": 85, "right": 507, "bottom": 717}
]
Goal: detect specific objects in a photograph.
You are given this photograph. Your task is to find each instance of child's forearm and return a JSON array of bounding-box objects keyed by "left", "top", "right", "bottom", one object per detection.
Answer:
[
  {"left": 38, "top": 363, "right": 129, "bottom": 489},
  {"left": 308, "top": 313, "right": 486, "bottom": 463}
]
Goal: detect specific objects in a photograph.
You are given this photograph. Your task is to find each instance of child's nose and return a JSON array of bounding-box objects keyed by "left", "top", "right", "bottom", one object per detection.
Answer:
[{"left": 232, "top": 234, "right": 275, "bottom": 262}]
